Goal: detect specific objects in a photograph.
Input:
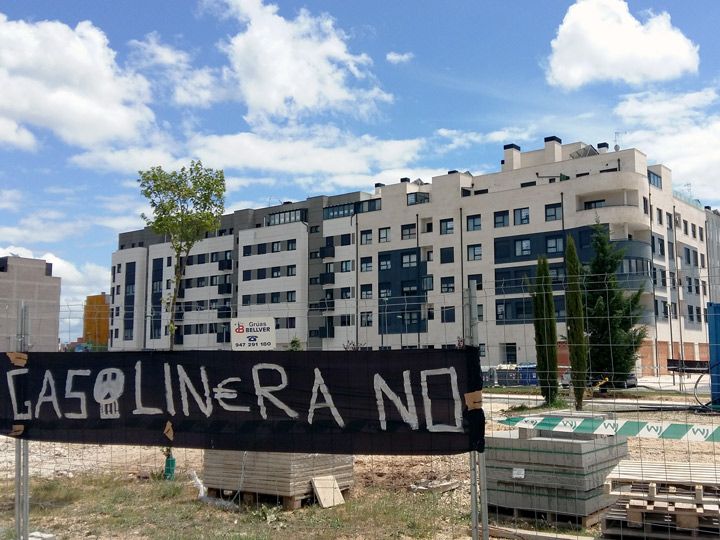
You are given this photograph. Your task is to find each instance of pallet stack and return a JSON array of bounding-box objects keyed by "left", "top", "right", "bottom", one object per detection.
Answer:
[
  {"left": 602, "top": 461, "right": 720, "bottom": 539},
  {"left": 203, "top": 451, "right": 354, "bottom": 509},
  {"left": 485, "top": 418, "right": 628, "bottom": 527}
]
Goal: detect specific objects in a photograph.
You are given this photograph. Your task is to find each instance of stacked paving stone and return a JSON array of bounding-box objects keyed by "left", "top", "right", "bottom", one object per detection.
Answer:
[{"left": 485, "top": 415, "right": 628, "bottom": 524}]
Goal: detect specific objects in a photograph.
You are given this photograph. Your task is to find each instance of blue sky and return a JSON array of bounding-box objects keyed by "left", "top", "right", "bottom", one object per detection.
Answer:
[{"left": 2, "top": 0, "right": 720, "bottom": 339}]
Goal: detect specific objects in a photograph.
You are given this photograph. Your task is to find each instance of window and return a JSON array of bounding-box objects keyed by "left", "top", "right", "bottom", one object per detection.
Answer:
[
  {"left": 422, "top": 275, "right": 434, "bottom": 291},
  {"left": 402, "top": 281, "right": 418, "bottom": 296},
  {"left": 693, "top": 250, "right": 698, "bottom": 267},
  {"left": 287, "top": 317, "right": 296, "bottom": 328},
  {"left": 584, "top": 199, "right": 605, "bottom": 210},
  {"left": 340, "top": 233, "right": 351, "bottom": 246},
  {"left": 360, "top": 284, "right": 372, "bottom": 299},
  {"left": 546, "top": 236, "right": 564, "bottom": 254},
  {"left": 701, "top": 253, "right": 706, "bottom": 268},
  {"left": 685, "top": 247, "right": 691, "bottom": 264},
  {"left": 697, "top": 306, "right": 702, "bottom": 323},
  {"left": 692, "top": 224, "right": 697, "bottom": 238},
  {"left": 257, "top": 268, "right": 266, "bottom": 280},
  {"left": 340, "top": 260, "right": 352, "bottom": 272},
  {"left": 379, "top": 284, "right": 392, "bottom": 298},
  {"left": 360, "top": 312, "right": 373, "bottom": 327},
  {"left": 688, "top": 305, "right": 694, "bottom": 322},
  {"left": 700, "top": 226, "right": 705, "bottom": 241},
  {"left": 683, "top": 220, "right": 689, "bottom": 235},
  {"left": 478, "top": 344, "right": 486, "bottom": 357},
  {"left": 515, "top": 239, "right": 531, "bottom": 256},
  {"left": 468, "top": 274, "right": 482, "bottom": 290},
  {"left": 467, "top": 244, "right": 482, "bottom": 261},
  {"left": 648, "top": 170, "right": 662, "bottom": 188},
  {"left": 360, "top": 229, "right": 372, "bottom": 245},
  {"left": 340, "top": 315, "right": 352, "bottom": 327},
  {"left": 271, "top": 241, "right": 281, "bottom": 253},
  {"left": 440, "top": 218, "right": 454, "bottom": 235},
  {"left": 242, "top": 295, "right": 251, "bottom": 306},
  {"left": 287, "top": 290, "right": 296, "bottom": 302},
  {"left": 666, "top": 212, "right": 673, "bottom": 229},
  {"left": 341, "top": 287, "right": 352, "bottom": 299},
  {"left": 695, "top": 279, "right": 701, "bottom": 295},
  {"left": 401, "top": 223, "right": 417, "bottom": 240},
  {"left": 545, "top": 203, "right": 562, "bottom": 222},
  {"left": 379, "top": 255, "right": 392, "bottom": 270},
  {"left": 477, "top": 304, "right": 484, "bottom": 322},
  {"left": 440, "top": 276, "right": 455, "bottom": 293},
  {"left": 441, "top": 306, "right": 455, "bottom": 323},
  {"left": 286, "top": 239, "right": 296, "bottom": 251},
  {"left": 657, "top": 208, "right": 663, "bottom": 225},
  {"left": 670, "top": 271, "right": 676, "bottom": 288},
  {"left": 643, "top": 197, "right": 649, "bottom": 214},
  {"left": 271, "top": 266, "right": 281, "bottom": 278},
  {"left": 196, "top": 276, "right": 207, "bottom": 287},
  {"left": 242, "top": 270, "right": 251, "bottom": 281},
  {"left": 514, "top": 207, "right": 529, "bottom": 225},
  {"left": 658, "top": 237, "right": 665, "bottom": 257},
  {"left": 256, "top": 293, "right": 266, "bottom": 305},
  {"left": 668, "top": 241, "right": 674, "bottom": 258},
  {"left": 379, "top": 227, "right": 390, "bottom": 243},
  {"left": 402, "top": 252, "right": 418, "bottom": 268},
  {"left": 287, "top": 265, "right": 296, "bottom": 276},
  {"left": 496, "top": 303, "right": 505, "bottom": 321},
  {"left": 257, "top": 243, "right": 267, "bottom": 255},
  {"left": 467, "top": 214, "right": 481, "bottom": 231},
  {"left": 360, "top": 257, "right": 372, "bottom": 272},
  {"left": 166, "top": 279, "right": 172, "bottom": 290},
  {"left": 494, "top": 210, "right": 509, "bottom": 228},
  {"left": 407, "top": 192, "right": 430, "bottom": 205},
  {"left": 310, "top": 225, "right": 319, "bottom": 233},
  {"left": 440, "top": 247, "right": 454, "bottom": 264},
  {"left": 703, "top": 280, "right": 708, "bottom": 296},
  {"left": 687, "top": 277, "right": 693, "bottom": 293},
  {"left": 271, "top": 292, "right": 281, "bottom": 304}
]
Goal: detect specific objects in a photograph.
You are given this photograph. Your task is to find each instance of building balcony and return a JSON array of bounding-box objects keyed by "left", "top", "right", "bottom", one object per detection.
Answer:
[
  {"left": 319, "top": 326, "right": 335, "bottom": 339},
  {"left": 319, "top": 272, "right": 335, "bottom": 285},
  {"left": 218, "top": 259, "right": 233, "bottom": 271},
  {"left": 217, "top": 306, "right": 231, "bottom": 319},
  {"left": 217, "top": 283, "right": 232, "bottom": 295},
  {"left": 319, "top": 246, "right": 335, "bottom": 258},
  {"left": 217, "top": 331, "right": 231, "bottom": 343}
]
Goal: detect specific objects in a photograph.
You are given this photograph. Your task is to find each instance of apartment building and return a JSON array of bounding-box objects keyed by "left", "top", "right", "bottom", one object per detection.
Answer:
[
  {"left": 0, "top": 256, "right": 61, "bottom": 352},
  {"left": 110, "top": 137, "right": 715, "bottom": 375}
]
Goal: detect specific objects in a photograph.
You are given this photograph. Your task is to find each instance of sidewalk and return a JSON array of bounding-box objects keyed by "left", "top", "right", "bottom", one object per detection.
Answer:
[{"left": 638, "top": 373, "right": 710, "bottom": 393}]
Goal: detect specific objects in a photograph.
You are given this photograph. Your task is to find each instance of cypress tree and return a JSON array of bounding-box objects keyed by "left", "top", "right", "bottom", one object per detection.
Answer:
[
  {"left": 532, "top": 256, "right": 558, "bottom": 404},
  {"left": 586, "top": 224, "right": 647, "bottom": 382},
  {"left": 565, "top": 235, "right": 588, "bottom": 410}
]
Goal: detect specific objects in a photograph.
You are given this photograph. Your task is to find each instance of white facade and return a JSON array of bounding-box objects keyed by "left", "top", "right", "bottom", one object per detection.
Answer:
[{"left": 110, "top": 138, "right": 715, "bottom": 375}]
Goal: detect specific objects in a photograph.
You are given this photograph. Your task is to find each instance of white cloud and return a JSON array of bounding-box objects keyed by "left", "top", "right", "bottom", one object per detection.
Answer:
[
  {"left": 613, "top": 88, "right": 720, "bottom": 203},
  {"left": 189, "top": 124, "right": 424, "bottom": 176},
  {"left": 129, "top": 32, "right": 221, "bottom": 108},
  {"left": 225, "top": 199, "right": 268, "bottom": 212},
  {"left": 0, "top": 117, "right": 36, "bottom": 150},
  {"left": 217, "top": 0, "right": 392, "bottom": 122},
  {"left": 546, "top": 0, "right": 699, "bottom": 90},
  {"left": 0, "top": 13, "right": 154, "bottom": 148},
  {"left": 294, "top": 167, "right": 448, "bottom": 194},
  {"left": 225, "top": 176, "right": 277, "bottom": 192},
  {"left": 435, "top": 126, "right": 535, "bottom": 152},
  {"left": 0, "top": 189, "right": 22, "bottom": 210},
  {"left": 386, "top": 51, "right": 414, "bottom": 64},
  {"left": 0, "top": 211, "right": 88, "bottom": 243},
  {"left": 70, "top": 142, "right": 185, "bottom": 174}
]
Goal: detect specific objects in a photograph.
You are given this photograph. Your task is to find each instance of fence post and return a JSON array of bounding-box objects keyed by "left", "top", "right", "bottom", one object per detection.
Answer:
[{"left": 15, "top": 300, "right": 30, "bottom": 540}]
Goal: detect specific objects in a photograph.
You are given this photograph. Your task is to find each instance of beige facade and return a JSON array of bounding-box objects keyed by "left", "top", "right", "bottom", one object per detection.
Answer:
[{"left": 0, "top": 256, "right": 61, "bottom": 352}]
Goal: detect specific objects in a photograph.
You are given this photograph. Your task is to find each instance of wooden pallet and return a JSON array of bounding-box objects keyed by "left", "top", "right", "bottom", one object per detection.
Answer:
[
  {"left": 488, "top": 503, "right": 605, "bottom": 528},
  {"left": 602, "top": 497, "right": 720, "bottom": 539},
  {"left": 605, "top": 481, "right": 720, "bottom": 508}
]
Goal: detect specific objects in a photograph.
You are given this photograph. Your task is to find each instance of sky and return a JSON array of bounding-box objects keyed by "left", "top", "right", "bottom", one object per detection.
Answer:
[{"left": 2, "top": 0, "right": 720, "bottom": 341}]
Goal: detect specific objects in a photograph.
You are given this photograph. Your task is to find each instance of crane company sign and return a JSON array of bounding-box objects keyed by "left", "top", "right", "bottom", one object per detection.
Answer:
[
  {"left": 231, "top": 317, "right": 276, "bottom": 351},
  {"left": 0, "top": 349, "right": 484, "bottom": 455}
]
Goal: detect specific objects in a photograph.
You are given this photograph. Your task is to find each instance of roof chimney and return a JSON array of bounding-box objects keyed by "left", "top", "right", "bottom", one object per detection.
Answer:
[
  {"left": 374, "top": 182, "right": 385, "bottom": 188},
  {"left": 400, "top": 177, "right": 410, "bottom": 183},
  {"left": 544, "top": 136, "right": 562, "bottom": 163},
  {"left": 598, "top": 142, "right": 609, "bottom": 154},
  {"left": 502, "top": 143, "right": 521, "bottom": 171}
]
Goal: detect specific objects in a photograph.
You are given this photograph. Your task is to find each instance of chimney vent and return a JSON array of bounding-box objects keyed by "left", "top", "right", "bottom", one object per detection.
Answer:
[
  {"left": 374, "top": 182, "right": 385, "bottom": 188},
  {"left": 400, "top": 177, "right": 410, "bottom": 183}
]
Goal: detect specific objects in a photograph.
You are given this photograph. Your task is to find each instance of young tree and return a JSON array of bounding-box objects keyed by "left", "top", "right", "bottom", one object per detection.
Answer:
[
  {"left": 288, "top": 337, "right": 303, "bottom": 351},
  {"left": 139, "top": 161, "right": 225, "bottom": 350},
  {"left": 565, "top": 235, "right": 588, "bottom": 410},
  {"left": 532, "top": 256, "right": 558, "bottom": 404},
  {"left": 586, "top": 224, "right": 647, "bottom": 382}
]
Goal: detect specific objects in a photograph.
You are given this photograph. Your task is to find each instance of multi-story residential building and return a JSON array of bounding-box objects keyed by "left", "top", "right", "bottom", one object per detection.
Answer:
[
  {"left": 83, "top": 292, "right": 111, "bottom": 350},
  {"left": 110, "top": 137, "right": 715, "bottom": 376},
  {"left": 0, "top": 256, "right": 61, "bottom": 352}
]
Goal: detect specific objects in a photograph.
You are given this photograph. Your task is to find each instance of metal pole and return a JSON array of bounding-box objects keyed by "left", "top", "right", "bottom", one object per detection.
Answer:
[
  {"left": 478, "top": 452, "right": 490, "bottom": 540},
  {"left": 470, "top": 450, "right": 479, "bottom": 540},
  {"left": 15, "top": 300, "right": 29, "bottom": 540}
]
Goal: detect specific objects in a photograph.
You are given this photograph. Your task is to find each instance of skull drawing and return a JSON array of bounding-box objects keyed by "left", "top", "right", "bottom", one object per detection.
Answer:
[{"left": 93, "top": 368, "right": 125, "bottom": 419}]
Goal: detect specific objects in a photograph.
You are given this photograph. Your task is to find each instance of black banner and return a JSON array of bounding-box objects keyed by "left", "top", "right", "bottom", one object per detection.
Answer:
[{"left": 1, "top": 348, "right": 484, "bottom": 455}]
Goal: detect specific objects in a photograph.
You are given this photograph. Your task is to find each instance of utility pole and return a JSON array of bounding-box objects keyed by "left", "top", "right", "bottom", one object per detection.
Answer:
[{"left": 15, "top": 300, "right": 29, "bottom": 540}]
